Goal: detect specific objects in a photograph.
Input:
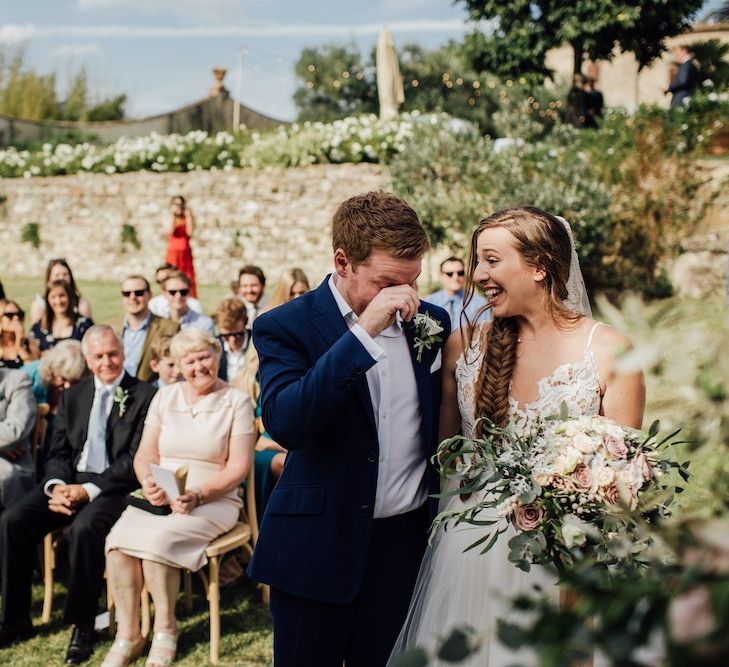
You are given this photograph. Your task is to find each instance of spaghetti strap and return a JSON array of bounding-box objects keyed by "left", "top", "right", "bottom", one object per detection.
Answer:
[{"left": 585, "top": 322, "right": 603, "bottom": 352}]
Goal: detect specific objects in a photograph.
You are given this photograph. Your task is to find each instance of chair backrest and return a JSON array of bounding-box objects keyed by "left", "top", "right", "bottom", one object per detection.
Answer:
[{"left": 32, "top": 403, "right": 50, "bottom": 464}]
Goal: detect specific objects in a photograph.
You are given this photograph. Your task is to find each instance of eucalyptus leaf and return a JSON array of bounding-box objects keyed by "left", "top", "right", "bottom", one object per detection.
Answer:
[
  {"left": 390, "top": 648, "right": 430, "bottom": 667},
  {"left": 436, "top": 628, "right": 476, "bottom": 662}
]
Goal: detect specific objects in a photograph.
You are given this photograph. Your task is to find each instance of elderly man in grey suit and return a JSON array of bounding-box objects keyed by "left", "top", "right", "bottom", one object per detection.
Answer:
[{"left": 0, "top": 368, "right": 36, "bottom": 510}]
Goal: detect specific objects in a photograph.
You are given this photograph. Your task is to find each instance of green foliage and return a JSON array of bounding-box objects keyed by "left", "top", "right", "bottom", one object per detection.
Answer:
[
  {"left": 119, "top": 223, "right": 141, "bottom": 252},
  {"left": 293, "top": 44, "right": 377, "bottom": 122},
  {"left": 459, "top": 0, "right": 704, "bottom": 81},
  {"left": 0, "top": 46, "right": 126, "bottom": 122},
  {"left": 20, "top": 222, "right": 41, "bottom": 249},
  {"left": 691, "top": 40, "right": 729, "bottom": 91}
]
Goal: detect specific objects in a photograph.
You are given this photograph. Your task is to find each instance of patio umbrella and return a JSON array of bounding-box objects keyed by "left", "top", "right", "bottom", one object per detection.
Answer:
[{"left": 376, "top": 28, "right": 404, "bottom": 120}]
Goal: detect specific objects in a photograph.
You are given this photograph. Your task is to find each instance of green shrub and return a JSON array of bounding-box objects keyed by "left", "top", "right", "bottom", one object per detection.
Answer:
[{"left": 20, "top": 222, "right": 41, "bottom": 249}]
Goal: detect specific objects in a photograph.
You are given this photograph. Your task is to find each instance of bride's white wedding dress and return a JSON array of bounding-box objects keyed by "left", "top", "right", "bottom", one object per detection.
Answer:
[{"left": 389, "top": 323, "right": 604, "bottom": 666}]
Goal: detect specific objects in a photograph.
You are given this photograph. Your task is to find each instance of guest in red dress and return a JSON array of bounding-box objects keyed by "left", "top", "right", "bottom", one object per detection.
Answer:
[{"left": 164, "top": 196, "right": 197, "bottom": 297}]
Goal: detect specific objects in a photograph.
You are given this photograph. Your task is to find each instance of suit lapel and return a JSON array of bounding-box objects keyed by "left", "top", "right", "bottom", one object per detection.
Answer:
[
  {"left": 311, "top": 278, "right": 377, "bottom": 434},
  {"left": 106, "top": 373, "right": 134, "bottom": 452},
  {"left": 404, "top": 312, "right": 434, "bottom": 448},
  {"left": 77, "top": 377, "right": 96, "bottom": 447}
]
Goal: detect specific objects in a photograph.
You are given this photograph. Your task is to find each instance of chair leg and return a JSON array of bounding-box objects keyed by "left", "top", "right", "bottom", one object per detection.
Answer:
[
  {"left": 184, "top": 570, "right": 193, "bottom": 612},
  {"left": 208, "top": 556, "right": 220, "bottom": 665},
  {"left": 41, "top": 534, "right": 55, "bottom": 624},
  {"left": 141, "top": 585, "right": 151, "bottom": 639}
]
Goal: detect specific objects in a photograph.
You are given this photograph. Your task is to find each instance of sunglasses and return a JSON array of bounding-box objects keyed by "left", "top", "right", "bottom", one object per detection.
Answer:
[
  {"left": 121, "top": 289, "right": 148, "bottom": 298},
  {"left": 166, "top": 288, "right": 189, "bottom": 297},
  {"left": 444, "top": 270, "right": 465, "bottom": 277},
  {"left": 2, "top": 311, "right": 23, "bottom": 320},
  {"left": 221, "top": 330, "right": 247, "bottom": 340}
]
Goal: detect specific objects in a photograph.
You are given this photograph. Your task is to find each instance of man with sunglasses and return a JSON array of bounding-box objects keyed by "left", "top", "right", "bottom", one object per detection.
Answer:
[
  {"left": 426, "top": 256, "right": 490, "bottom": 328},
  {"left": 163, "top": 271, "right": 215, "bottom": 336},
  {"left": 213, "top": 298, "right": 250, "bottom": 382},
  {"left": 148, "top": 263, "right": 203, "bottom": 319},
  {"left": 120, "top": 276, "right": 179, "bottom": 383}
]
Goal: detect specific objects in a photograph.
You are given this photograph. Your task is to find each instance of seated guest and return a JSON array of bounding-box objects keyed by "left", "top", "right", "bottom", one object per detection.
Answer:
[
  {"left": 237, "top": 265, "right": 267, "bottom": 327},
  {"left": 233, "top": 344, "right": 286, "bottom": 519},
  {"left": 148, "top": 263, "right": 202, "bottom": 318},
  {"left": 162, "top": 272, "right": 215, "bottom": 336},
  {"left": 425, "top": 255, "right": 491, "bottom": 328},
  {"left": 30, "top": 280, "right": 94, "bottom": 352},
  {"left": 0, "top": 326, "right": 155, "bottom": 662},
  {"left": 1, "top": 301, "right": 40, "bottom": 369},
  {"left": 266, "top": 268, "right": 310, "bottom": 307},
  {"left": 0, "top": 368, "right": 36, "bottom": 510},
  {"left": 30, "top": 258, "right": 93, "bottom": 324},
  {"left": 214, "top": 298, "right": 249, "bottom": 382},
  {"left": 103, "top": 328, "right": 253, "bottom": 667},
  {"left": 148, "top": 335, "right": 182, "bottom": 389},
  {"left": 120, "top": 275, "right": 179, "bottom": 382}
]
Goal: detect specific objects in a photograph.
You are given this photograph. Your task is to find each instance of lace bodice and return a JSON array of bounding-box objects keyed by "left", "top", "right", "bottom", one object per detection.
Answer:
[{"left": 456, "top": 326, "right": 603, "bottom": 438}]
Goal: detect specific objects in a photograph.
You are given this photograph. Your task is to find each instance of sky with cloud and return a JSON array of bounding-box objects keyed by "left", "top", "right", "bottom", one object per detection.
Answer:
[{"left": 0, "top": 0, "right": 722, "bottom": 121}]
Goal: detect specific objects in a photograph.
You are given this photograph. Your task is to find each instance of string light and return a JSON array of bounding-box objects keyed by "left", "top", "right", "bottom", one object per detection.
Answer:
[
  {"left": 456, "top": 77, "right": 463, "bottom": 85},
  {"left": 342, "top": 71, "right": 350, "bottom": 78},
  {"left": 308, "top": 64, "right": 316, "bottom": 72},
  {"left": 355, "top": 72, "right": 364, "bottom": 80},
  {"left": 472, "top": 81, "right": 480, "bottom": 89},
  {"left": 411, "top": 79, "right": 419, "bottom": 87}
]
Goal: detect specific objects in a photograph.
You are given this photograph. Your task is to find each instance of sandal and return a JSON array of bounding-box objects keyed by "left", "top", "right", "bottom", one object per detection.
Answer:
[
  {"left": 145, "top": 631, "right": 178, "bottom": 667},
  {"left": 101, "top": 635, "right": 146, "bottom": 667}
]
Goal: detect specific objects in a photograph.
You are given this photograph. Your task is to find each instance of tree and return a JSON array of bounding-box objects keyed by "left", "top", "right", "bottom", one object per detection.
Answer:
[
  {"left": 459, "top": 0, "right": 705, "bottom": 84},
  {"left": 293, "top": 44, "right": 377, "bottom": 122}
]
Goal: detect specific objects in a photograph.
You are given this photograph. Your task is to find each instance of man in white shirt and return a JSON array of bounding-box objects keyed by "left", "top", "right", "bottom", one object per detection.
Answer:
[
  {"left": 237, "top": 265, "right": 268, "bottom": 328},
  {"left": 162, "top": 271, "right": 215, "bottom": 337},
  {"left": 213, "top": 298, "right": 250, "bottom": 382},
  {"left": 249, "top": 191, "right": 451, "bottom": 666},
  {"left": 148, "top": 262, "right": 203, "bottom": 318},
  {"left": 0, "top": 326, "right": 155, "bottom": 662}
]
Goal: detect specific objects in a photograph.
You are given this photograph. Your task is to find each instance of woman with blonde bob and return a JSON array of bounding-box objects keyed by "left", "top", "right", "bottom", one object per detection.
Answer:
[
  {"left": 103, "top": 328, "right": 254, "bottom": 667},
  {"left": 390, "top": 207, "right": 645, "bottom": 665},
  {"left": 264, "top": 268, "right": 310, "bottom": 310}
]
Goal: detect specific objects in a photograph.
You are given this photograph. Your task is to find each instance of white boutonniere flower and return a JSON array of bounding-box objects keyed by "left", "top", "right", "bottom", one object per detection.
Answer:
[
  {"left": 114, "top": 387, "right": 130, "bottom": 417},
  {"left": 412, "top": 312, "right": 444, "bottom": 362}
]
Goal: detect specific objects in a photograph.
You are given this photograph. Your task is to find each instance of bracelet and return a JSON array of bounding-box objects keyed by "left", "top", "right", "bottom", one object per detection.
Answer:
[{"left": 193, "top": 488, "right": 204, "bottom": 506}]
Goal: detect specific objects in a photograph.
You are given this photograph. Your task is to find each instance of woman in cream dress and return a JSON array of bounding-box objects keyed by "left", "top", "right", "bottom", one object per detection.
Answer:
[{"left": 103, "top": 328, "right": 254, "bottom": 667}]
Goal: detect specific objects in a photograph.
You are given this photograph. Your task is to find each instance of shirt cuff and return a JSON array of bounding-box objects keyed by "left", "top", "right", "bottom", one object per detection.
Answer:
[
  {"left": 82, "top": 483, "right": 102, "bottom": 502},
  {"left": 44, "top": 478, "right": 66, "bottom": 497},
  {"left": 351, "top": 324, "right": 385, "bottom": 362}
]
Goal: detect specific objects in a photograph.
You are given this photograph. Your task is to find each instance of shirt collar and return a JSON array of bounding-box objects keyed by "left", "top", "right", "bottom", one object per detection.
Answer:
[
  {"left": 123, "top": 312, "right": 151, "bottom": 333},
  {"left": 94, "top": 370, "right": 125, "bottom": 393},
  {"left": 328, "top": 274, "right": 403, "bottom": 333}
]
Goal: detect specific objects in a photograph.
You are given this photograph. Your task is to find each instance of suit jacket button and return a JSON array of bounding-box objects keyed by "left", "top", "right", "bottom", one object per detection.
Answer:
[
  {"left": 359, "top": 505, "right": 370, "bottom": 515},
  {"left": 366, "top": 453, "right": 376, "bottom": 464}
]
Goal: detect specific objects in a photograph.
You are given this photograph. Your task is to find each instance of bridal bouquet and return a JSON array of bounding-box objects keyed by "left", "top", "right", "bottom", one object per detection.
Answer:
[{"left": 434, "top": 407, "right": 687, "bottom": 573}]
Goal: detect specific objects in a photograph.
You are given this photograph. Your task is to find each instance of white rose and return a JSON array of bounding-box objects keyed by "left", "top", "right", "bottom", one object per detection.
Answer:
[
  {"left": 595, "top": 466, "right": 616, "bottom": 488},
  {"left": 562, "top": 523, "right": 587, "bottom": 549},
  {"left": 573, "top": 433, "right": 599, "bottom": 454}
]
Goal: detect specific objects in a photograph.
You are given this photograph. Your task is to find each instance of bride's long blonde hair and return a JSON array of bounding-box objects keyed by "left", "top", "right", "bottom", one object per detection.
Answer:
[{"left": 462, "top": 207, "right": 581, "bottom": 433}]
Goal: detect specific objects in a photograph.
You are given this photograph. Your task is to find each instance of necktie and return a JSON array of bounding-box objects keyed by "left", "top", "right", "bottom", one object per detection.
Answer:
[{"left": 85, "top": 386, "right": 111, "bottom": 473}]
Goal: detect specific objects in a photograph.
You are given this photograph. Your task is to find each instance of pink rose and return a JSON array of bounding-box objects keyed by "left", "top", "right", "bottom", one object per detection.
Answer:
[
  {"left": 513, "top": 503, "right": 545, "bottom": 531},
  {"left": 605, "top": 435, "right": 628, "bottom": 460},
  {"left": 635, "top": 452, "right": 654, "bottom": 481},
  {"left": 572, "top": 464, "right": 592, "bottom": 491},
  {"left": 669, "top": 587, "right": 716, "bottom": 644},
  {"left": 604, "top": 485, "right": 620, "bottom": 505}
]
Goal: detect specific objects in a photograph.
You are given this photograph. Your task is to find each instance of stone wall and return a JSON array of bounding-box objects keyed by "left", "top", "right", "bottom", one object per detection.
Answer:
[{"left": 0, "top": 164, "right": 390, "bottom": 286}]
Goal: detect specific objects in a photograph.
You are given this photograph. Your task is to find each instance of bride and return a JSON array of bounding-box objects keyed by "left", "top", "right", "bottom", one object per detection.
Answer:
[{"left": 389, "top": 206, "right": 646, "bottom": 665}]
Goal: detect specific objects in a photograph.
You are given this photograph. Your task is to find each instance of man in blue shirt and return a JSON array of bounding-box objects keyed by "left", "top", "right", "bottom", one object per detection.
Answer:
[{"left": 425, "top": 256, "right": 491, "bottom": 329}]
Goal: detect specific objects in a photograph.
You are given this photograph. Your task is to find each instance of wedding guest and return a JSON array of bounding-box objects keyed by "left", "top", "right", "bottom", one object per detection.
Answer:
[
  {"left": 162, "top": 272, "right": 215, "bottom": 336},
  {"left": 426, "top": 256, "right": 490, "bottom": 328},
  {"left": 29, "top": 259, "right": 92, "bottom": 324},
  {"left": 663, "top": 44, "right": 699, "bottom": 109},
  {"left": 237, "top": 265, "right": 267, "bottom": 327},
  {"left": 149, "top": 263, "right": 203, "bottom": 318},
  {"left": 30, "top": 280, "right": 94, "bottom": 352},
  {"left": 266, "top": 268, "right": 310, "bottom": 309},
  {"left": 120, "top": 275, "right": 179, "bottom": 383},
  {"left": 0, "top": 368, "right": 35, "bottom": 510},
  {"left": 233, "top": 343, "right": 286, "bottom": 519},
  {"left": 164, "top": 195, "right": 197, "bottom": 297},
  {"left": 1, "top": 301, "right": 40, "bottom": 369},
  {"left": 148, "top": 336, "right": 182, "bottom": 389},
  {"left": 0, "top": 279, "right": 5, "bottom": 308},
  {"left": 583, "top": 77, "right": 604, "bottom": 128},
  {"left": 0, "top": 325, "right": 155, "bottom": 662},
  {"left": 214, "top": 298, "right": 249, "bottom": 382},
  {"left": 103, "top": 328, "right": 253, "bottom": 667}
]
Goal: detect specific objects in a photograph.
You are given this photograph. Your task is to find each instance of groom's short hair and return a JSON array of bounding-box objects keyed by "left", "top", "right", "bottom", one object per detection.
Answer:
[{"left": 332, "top": 191, "right": 430, "bottom": 264}]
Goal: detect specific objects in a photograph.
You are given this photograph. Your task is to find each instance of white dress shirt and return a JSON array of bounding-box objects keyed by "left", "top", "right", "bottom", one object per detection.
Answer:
[
  {"left": 148, "top": 294, "right": 203, "bottom": 318},
  {"left": 44, "top": 371, "right": 125, "bottom": 502},
  {"left": 328, "top": 275, "right": 426, "bottom": 518}
]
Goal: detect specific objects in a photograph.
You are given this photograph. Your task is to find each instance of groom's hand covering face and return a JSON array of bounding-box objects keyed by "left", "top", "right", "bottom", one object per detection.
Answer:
[{"left": 336, "top": 248, "right": 422, "bottom": 338}]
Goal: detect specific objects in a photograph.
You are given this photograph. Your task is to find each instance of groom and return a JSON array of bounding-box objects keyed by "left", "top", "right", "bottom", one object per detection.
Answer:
[{"left": 248, "top": 191, "right": 450, "bottom": 666}]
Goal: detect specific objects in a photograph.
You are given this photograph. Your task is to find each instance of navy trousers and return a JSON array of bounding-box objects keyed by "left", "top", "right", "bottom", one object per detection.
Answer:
[{"left": 270, "top": 504, "right": 429, "bottom": 667}]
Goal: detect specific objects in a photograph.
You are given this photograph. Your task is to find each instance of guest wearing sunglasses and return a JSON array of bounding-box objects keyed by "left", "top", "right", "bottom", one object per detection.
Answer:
[
  {"left": 148, "top": 263, "right": 203, "bottom": 319},
  {"left": 120, "top": 276, "right": 179, "bottom": 383},
  {"left": 1, "top": 302, "right": 40, "bottom": 369},
  {"left": 162, "top": 272, "right": 215, "bottom": 336},
  {"left": 425, "top": 256, "right": 491, "bottom": 328},
  {"left": 214, "top": 298, "right": 250, "bottom": 382}
]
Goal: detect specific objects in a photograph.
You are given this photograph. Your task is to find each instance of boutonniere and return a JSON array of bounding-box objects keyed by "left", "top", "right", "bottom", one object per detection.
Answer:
[
  {"left": 114, "top": 387, "right": 130, "bottom": 417},
  {"left": 412, "top": 312, "right": 444, "bottom": 362}
]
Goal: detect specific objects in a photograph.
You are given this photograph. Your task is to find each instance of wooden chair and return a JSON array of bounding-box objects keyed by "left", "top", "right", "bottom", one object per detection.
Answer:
[{"left": 31, "top": 403, "right": 50, "bottom": 465}]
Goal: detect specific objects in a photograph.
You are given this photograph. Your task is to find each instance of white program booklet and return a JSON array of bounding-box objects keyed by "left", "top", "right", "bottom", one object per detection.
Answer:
[{"left": 150, "top": 463, "right": 188, "bottom": 503}]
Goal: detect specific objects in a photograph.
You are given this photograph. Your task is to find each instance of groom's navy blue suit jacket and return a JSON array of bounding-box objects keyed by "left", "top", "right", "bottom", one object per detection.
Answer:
[{"left": 247, "top": 277, "right": 450, "bottom": 604}]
